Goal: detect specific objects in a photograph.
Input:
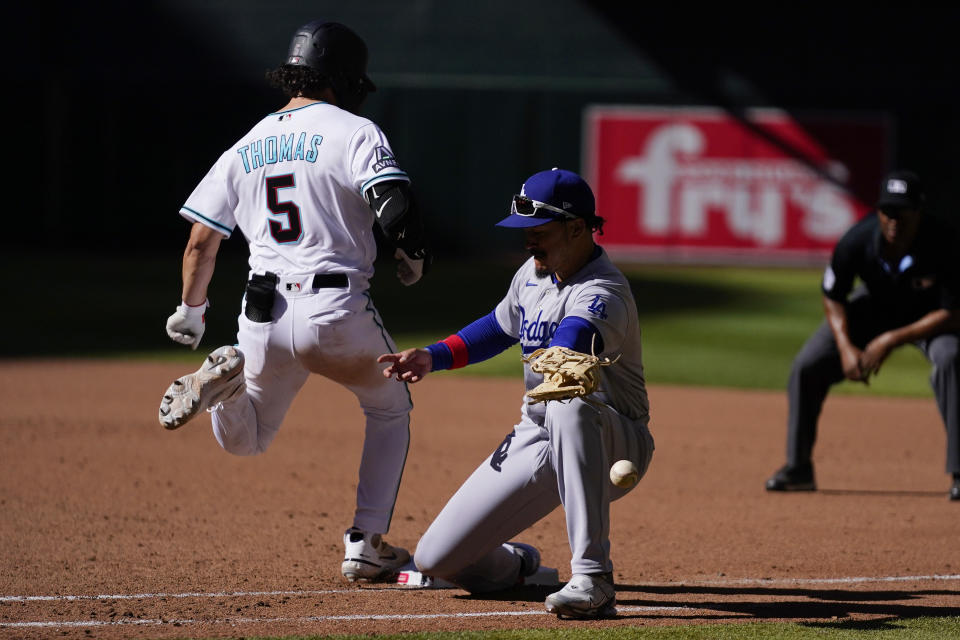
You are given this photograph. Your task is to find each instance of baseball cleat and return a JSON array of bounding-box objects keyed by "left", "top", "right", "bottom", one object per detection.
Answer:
[
  {"left": 765, "top": 463, "right": 816, "bottom": 492},
  {"left": 504, "top": 542, "right": 541, "bottom": 582},
  {"left": 545, "top": 572, "right": 617, "bottom": 619},
  {"left": 158, "top": 346, "right": 246, "bottom": 430},
  {"left": 341, "top": 527, "right": 411, "bottom": 583}
]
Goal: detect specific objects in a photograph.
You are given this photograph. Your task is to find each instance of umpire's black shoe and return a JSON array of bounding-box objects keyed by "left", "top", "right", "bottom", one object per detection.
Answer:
[
  {"left": 950, "top": 475, "right": 960, "bottom": 501},
  {"left": 765, "top": 463, "right": 816, "bottom": 492}
]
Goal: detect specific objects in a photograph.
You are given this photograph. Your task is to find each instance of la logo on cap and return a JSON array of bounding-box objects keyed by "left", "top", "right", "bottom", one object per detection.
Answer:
[{"left": 887, "top": 179, "right": 908, "bottom": 194}]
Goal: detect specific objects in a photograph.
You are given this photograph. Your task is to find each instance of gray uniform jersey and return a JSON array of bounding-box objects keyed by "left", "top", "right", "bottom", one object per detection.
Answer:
[{"left": 495, "top": 251, "right": 649, "bottom": 423}]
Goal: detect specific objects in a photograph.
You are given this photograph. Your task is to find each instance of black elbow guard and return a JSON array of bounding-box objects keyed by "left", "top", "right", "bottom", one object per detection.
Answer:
[{"left": 365, "top": 180, "right": 428, "bottom": 255}]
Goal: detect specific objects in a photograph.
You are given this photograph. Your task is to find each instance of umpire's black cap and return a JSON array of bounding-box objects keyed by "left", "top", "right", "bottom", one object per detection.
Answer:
[{"left": 876, "top": 170, "right": 924, "bottom": 211}]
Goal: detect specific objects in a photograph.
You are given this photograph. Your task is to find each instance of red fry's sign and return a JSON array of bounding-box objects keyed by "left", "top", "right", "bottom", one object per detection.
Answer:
[{"left": 584, "top": 107, "right": 888, "bottom": 263}]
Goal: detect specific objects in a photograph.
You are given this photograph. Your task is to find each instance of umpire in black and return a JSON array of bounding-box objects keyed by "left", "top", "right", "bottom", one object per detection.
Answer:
[{"left": 766, "top": 170, "right": 960, "bottom": 500}]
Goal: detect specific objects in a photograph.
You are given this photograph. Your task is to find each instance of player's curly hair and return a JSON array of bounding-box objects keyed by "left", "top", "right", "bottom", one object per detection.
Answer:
[{"left": 265, "top": 65, "right": 331, "bottom": 99}]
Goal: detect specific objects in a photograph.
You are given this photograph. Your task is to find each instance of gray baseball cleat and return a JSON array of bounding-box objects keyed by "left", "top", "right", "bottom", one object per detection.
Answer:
[
  {"left": 341, "top": 527, "right": 411, "bottom": 582},
  {"left": 545, "top": 572, "right": 617, "bottom": 619},
  {"left": 158, "top": 346, "right": 246, "bottom": 430}
]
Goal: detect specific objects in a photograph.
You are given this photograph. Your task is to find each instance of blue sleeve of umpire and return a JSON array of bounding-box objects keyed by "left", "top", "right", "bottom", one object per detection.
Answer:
[
  {"left": 425, "top": 311, "right": 518, "bottom": 370},
  {"left": 550, "top": 316, "right": 604, "bottom": 354}
]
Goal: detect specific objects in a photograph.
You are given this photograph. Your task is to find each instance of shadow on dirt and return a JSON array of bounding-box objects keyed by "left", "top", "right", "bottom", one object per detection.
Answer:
[
  {"left": 613, "top": 583, "right": 960, "bottom": 622},
  {"left": 456, "top": 582, "right": 960, "bottom": 624},
  {"left": 818, "top": 489, "right": 947, "bottom": 498},
  {"left": 455, "top": 585, "right": 558, "bottom": 604}
]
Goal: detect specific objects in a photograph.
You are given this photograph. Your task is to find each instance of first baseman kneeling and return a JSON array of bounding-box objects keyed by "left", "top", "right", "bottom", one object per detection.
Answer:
[{"left": 379, "top": 169, "right": 654, "bottom": 618}]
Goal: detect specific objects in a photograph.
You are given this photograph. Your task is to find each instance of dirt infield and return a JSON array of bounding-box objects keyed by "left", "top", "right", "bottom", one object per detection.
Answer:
[{"left": 1, "top": 359, "right": 958, "bottom": 638}]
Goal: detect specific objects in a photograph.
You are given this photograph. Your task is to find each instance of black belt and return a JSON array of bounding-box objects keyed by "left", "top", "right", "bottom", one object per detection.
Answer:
[
  {"left": 260, "top": 271, "right": 348, "bottom": 291},
  {"left": 311, "top": 273, "right": 348, "bottom": 289}
]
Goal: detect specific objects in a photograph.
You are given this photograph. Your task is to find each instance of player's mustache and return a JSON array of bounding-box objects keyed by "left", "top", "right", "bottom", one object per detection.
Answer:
[{"left": 529, "top": 250, "right": 546, "bottom": 260}]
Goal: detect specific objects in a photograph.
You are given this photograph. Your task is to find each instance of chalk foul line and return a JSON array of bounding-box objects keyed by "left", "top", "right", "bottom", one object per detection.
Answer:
[
  {"left": 1, "top": 607, "right": 691, "bottom": 629},
  {"left": 2, "top": 573, "right": 958, "bottom": 629},
  {"left": 3, "top": 573, "right": 958, "bottom": 603}
]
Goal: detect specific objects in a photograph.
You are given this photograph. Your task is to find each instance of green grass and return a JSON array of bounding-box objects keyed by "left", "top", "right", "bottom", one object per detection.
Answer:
[
  {"left": 198, "top": 616, "right": 960, "bottom": 639},
  {"left": 3, "top": 251, "right": 937, "bottom": 398},
  {"left": 623, "top": 265, "right": 934, "bottom": 398}
]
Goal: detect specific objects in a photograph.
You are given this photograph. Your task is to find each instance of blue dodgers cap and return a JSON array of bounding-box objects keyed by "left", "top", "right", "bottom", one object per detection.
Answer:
[{"left": 496, "top": 168, "right": 596, "bottom": 228}]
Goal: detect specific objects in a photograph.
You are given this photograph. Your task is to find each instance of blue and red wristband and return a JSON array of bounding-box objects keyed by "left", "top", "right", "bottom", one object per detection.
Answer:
[{"left": 425, "top": 312, "right": 518, "bottom": 371}]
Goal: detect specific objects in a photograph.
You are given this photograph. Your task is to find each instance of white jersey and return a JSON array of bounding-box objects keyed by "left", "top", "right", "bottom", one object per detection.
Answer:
[
  {"left": 172, "top": 102, "right": 414, "bottom": 538},
  {"left": 179, "top": 101, "right": 408, "bottom": 286},
  {"left": 494, "top": 249, "right": 649, "bottom": 422}
]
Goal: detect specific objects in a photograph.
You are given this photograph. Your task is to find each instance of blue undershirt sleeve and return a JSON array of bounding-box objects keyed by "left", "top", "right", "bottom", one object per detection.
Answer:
[
  {"left": 425, "top": 311, "right": 519, "bottom": 371},
  {"left": 550, "top": 316, "right": 604, "bottom": 354},
  {"left": 458, "top": 311, "right": 518, "bottom": 364}
]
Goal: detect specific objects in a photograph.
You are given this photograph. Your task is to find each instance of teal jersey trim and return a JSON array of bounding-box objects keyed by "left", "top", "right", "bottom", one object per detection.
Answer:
[
  {"left": 268, "top": 101, "right": 328, "bottom": 116},
  {"left": 180, "top": 206, "right": 233, "bottom": 234},
  {"left": 360, "top": 172, "right": 410, "bottom": 194}
]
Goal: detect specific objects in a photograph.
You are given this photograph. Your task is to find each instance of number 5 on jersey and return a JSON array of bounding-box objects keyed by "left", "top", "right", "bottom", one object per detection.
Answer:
[{"left": 266, "top": 174, "right": 303, "bottom": 244}]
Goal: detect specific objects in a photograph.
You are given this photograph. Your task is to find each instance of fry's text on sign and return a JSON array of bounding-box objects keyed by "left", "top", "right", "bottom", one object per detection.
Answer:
[{"left": 584, "top": 107, "right": 887, "bottom": 260}]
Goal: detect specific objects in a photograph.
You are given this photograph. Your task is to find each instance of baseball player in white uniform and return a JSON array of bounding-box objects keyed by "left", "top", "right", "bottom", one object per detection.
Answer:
[
  {"left": 157, "top": 21, "right": 430, "bottom": 582},
  {"left": 379, "top": 169, "right": 654, "bottom": 618}
]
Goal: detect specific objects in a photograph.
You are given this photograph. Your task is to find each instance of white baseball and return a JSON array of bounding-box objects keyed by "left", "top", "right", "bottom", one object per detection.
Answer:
[{"left": 609, "top": 459, "right": 639, "bottom": 489}]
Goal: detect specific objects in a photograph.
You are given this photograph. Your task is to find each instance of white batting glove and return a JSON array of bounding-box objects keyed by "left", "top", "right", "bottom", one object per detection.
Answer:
[
  {"left": 395, "top": 248, "right": 425, "bottom": 286},
  {"left": 166, "top": 300, "right": 209, "bottom": 350}
]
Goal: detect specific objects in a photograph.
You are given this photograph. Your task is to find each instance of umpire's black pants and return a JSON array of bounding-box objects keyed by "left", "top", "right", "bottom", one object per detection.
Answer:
[{"left": 786, "top": 294, "right": 960, "bottom": 474}]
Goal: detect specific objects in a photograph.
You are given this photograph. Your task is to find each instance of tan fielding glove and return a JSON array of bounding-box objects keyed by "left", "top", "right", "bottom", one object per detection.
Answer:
[{"left": 522, "top": 346, "right": 616, "bottom": 404}]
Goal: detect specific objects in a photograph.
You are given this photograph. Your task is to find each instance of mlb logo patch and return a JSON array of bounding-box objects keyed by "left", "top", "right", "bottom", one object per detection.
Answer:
[{"left": 886, "top": 179, "right": 908, "bottom": 194}]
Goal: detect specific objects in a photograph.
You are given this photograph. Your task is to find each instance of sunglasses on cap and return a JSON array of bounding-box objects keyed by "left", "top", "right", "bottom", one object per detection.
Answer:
[{"left": 511, "top": 195, "right": 578, "bottom": 220}]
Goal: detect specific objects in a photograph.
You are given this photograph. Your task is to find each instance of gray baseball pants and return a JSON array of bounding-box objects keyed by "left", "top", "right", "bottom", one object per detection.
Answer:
[
  {"left": 414, "top": 397, "right": 654, "bottom": 593},
  {"left": 786, "top": 296, "right": 960, "bottom": 474}
]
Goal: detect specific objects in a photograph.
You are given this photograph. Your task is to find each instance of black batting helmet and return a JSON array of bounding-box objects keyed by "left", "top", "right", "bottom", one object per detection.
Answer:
[{"left": 284, "top": 21, "right": 376, "bottom": 113}]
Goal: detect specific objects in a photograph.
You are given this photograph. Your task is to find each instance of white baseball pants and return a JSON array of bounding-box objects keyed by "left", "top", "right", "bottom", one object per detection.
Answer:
[{"left": 210, "top": 273, "right": 412, "bottom": 534}]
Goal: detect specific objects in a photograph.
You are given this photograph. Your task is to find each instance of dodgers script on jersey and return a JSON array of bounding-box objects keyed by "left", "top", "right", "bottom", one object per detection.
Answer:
[
  {"left": 179, "top": 102, "right": 408, "bottom": 285},
  {"left": 494, "top": 250, "right": 649, "bottom": 422}
]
